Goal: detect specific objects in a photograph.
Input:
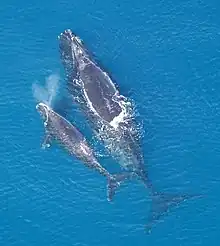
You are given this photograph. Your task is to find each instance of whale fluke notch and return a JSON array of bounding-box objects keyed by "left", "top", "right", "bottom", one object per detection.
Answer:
[{"left": 145, "top": 192, "right": 203, "bottom": 233}]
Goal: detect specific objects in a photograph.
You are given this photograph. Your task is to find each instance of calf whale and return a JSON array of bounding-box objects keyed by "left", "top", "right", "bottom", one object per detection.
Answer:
[
  {"left": 36, "top": 102, "right": 129, "bottom": 201},
  {"left": 58, "top": 29, "right": 201, "bottom": 231}
]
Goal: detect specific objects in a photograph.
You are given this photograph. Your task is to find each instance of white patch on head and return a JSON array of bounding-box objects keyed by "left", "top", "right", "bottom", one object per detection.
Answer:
[
  {"left": 78, "top": 57, "right": 87, "bottom": 70},
  {"left": 71, "top": 42, "right": 87, "bottom": 70}
]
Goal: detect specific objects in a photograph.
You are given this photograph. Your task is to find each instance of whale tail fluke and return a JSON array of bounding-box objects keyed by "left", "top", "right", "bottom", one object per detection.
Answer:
[
  {"left": 107, "top": 173, "right": 133, "bottom": 201},
  {"left": 145, "top": 191, "right": 203, "bottom": 233}
]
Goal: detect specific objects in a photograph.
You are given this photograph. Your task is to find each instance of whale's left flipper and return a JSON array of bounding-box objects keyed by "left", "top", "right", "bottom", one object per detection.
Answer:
[
  {"left": 107, "top": 173, "right": 134, "bottom": 201},
  {"left": 41, "top": 132, "right": 53, "bottom": 149}
]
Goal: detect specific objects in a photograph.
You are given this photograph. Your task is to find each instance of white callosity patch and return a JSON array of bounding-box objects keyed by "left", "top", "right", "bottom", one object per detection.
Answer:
[
  {"left": 41, "top": 103, "right": 50, "bottom": 126},
  {"left": 70, "top": 36, "right": 87, "bottom": 70},
  {"left": 78, "top": 57, "right": 88, "bottom": 71},
  {"left": 75, "top": 35, "right": 83, "bottom": 45}
]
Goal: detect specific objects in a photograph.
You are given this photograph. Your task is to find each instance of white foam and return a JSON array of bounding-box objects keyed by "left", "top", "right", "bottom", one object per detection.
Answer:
[
  {"left": 109, "top": 97, "right": 132, "bottom": 129},
  {"left": 109, "top": 110, "right": 126, "bottom": 128}
]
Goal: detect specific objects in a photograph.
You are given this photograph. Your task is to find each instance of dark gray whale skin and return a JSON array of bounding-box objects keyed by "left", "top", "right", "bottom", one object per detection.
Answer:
[
  {"left": 36, "top": 102, "right": 127, "bottom": 201},
  {"left": 58, "top": 29, "right": 123, "bottom": 122},
  {"left": 58, "top": 29, "right": 201, "bottom": 232}
]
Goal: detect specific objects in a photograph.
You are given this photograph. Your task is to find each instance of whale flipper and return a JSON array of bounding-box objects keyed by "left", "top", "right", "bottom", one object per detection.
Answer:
[
  {"left": 41, "top": 132, "right": 53, "bottom": 149},
  {"left": 145, "top": 192, "right": 203, "bottom": 233},
  {"left": 107, "top": 173, "right": 134, "bottom": 201}
]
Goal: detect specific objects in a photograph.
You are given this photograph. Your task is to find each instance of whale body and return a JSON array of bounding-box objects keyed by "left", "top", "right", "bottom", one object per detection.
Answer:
[
  {"left": 36, "top": 102, "right": 129, "bottom": 201},
  {"left": 58, "top": 29, "right": 201, "bottom": 232}
]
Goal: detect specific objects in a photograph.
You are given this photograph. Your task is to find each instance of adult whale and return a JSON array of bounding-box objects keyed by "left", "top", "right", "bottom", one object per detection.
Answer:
[
  {"left": 58, "top": 29, "right": 200, "bottom": 232},
  {"left": 36, "top": 102, "right": 129, "bottom": 201}
]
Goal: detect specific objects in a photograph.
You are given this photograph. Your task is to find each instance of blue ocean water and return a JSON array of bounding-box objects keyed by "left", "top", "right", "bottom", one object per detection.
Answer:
[{"left": 0, "top": 0, "right": 220, "bottom": 245}]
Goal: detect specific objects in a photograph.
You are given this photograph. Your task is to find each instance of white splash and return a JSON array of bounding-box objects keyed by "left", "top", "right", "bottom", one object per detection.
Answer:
[
  {"left": 32, "top": 73, "right": 60, "bottom": 107},
  {"left": 32, "top": 82, "right": 48, "bottom": 104},
  {"left": 46, "top": 74, "right": 60, "bottom": 106}
]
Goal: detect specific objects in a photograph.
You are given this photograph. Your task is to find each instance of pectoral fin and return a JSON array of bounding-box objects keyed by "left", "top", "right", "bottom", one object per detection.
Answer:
[{"left": 41, "top": 132, "right": 53, "bottom": 149}]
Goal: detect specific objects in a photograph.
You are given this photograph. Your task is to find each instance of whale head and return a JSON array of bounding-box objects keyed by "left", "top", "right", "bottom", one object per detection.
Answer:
[
  {"left": 36, "top": 102, "right": 50, "bottom": 124},
  {"left": 58, "top": 29, "right": 88, "bottom": 63}
]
